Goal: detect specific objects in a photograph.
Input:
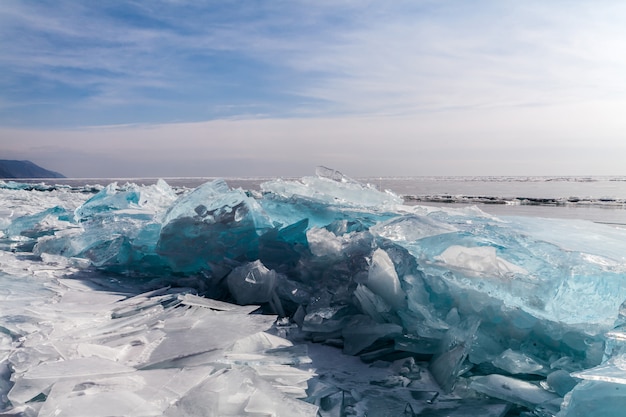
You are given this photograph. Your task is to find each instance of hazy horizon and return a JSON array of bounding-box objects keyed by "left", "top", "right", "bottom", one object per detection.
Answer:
[{"left": 2, "top": 1, "right": 626, "bottom": 178}]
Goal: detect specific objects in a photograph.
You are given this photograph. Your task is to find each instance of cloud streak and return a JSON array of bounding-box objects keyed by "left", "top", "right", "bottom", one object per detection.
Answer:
[{"left": 3, "top": 1, "right": 626, "bottom": 123}]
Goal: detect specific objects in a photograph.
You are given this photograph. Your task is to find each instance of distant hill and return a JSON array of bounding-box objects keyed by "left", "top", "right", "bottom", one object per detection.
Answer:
[{"left": 0, "top": 160, "right": 65, "bottom": 179}]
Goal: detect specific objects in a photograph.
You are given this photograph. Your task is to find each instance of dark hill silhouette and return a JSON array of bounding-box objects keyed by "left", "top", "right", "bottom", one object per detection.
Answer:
[{"left": 0, "top": 160, "right": 65, "bottom": 179}]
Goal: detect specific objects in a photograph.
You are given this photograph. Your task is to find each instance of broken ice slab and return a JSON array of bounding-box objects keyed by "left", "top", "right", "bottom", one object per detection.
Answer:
[
  {"left": 260, "top": 167, "right": 402, "bottom": 208},
  {"left": 570, "top": 353, "right": 626, "bottom": 385},
  {"left": 36, "top": 380, "right": 164, "bottom": 417},
  {"left": 305, "top": 227, "right": 344, "bottom": 258},
  {"left": 226, "top": 260, "right": 279, "bottom": 305},
  {"left": 160, "top": 179, "right": 270, "bottom": 228},
  {"left": 74, "top": 179, "right": 177, "bottom": 221},
  {"left": 29, "top": 366, "right": 222, "bottom": 417},
  {"left": 370, "top": 213, "right": 459, "bottom": 242},
  {"left": 177, "top": 292, "right": 259, "bottom": 312},
  {"left": 429, "top": 344, "right": 468, "bottom": 393},
  {"left": 250, "top": 364, "right": 316, "bottom": 397},
  {"left": 470, "top": 374, "right": 559, "bottom": 410},
  {"left": 24, "top": 357, "right": 135, "bottom": 379},
  {"left": 4, "top": 206, "right": 70, "bottom": 240},
  {"left": 394, "top": 334, "right": 441, "bottom": 358},
  {"left": 226, "top": 332, "right": 312, "bottom": 367},
  {"left": 436, "top": 245, "right": 528, "bottom": 278},
  {"left": 556, "top": 380, "right": 626, "bottom": 417},
  {"left": 164, "top": 367, "right": 318, "bottom": 417},
  {"left": 366, "top": 248, "right": 407, "bottom": 310},
  {"left": 546, "top": 370, "right": 578, "bottom": 397},
  {"left": 33, "top": 217, "right": 162, "bottom": 271},
  {"left": 8, "top": 357, "right": 136, "bottom": 406},
  {"left": 140, "top": 307, "right": 277, "bottom": 369},
  {"left": 314, "top": 166, "right": 349, "bottom": 182},
  {"left": 156, "top": 179, "right": 273, "bottom": 272},
  {"left": 492, "top": 348, "right": 548, "bottom": 376},
  {"left": 407, "top": 399, "right": 511, "bottom": 417},
  {"left": 508, "top": 215, "right": 626, "bottom": 263},
  {"left": 353, "top": 283, "right": 394, "bottom": 324},
  {"left": 341, "top": 320, "right": 403, "bottom": 355},
  {"left": 301, "top": 306, "right": 354, "bottom": 334},
  {"left": 429, "top": 317, "right": 480, "bottom": 392},
  {"left": 380, "top": 208, "right": 626, "bottom": 330}
]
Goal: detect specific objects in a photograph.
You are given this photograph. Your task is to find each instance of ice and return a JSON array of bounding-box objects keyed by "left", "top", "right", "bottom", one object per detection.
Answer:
[
  {"left": 370, "top": 214, "right": 458, "bottom": 242},
  {"left": 557, "top": 380, "right": 626, "bottom": 417},
  {"left": 157, "top": 179, "right": 273, "bottom": 273},
  {"left": 305, "top": 227, "right": 343, "bottom": 257},
  {"left": 492, "top": 348, "right": 547, "bottom": 375},
  {"left": 164, "top": 367, "right": 317, "bottom": 417},
  {"left": 0, "top": 254, "right": 317, "bottom": 416},
  {"left": 261, "top": 166, "right": 402, "bottom": 208},
  {"left": 226, "top": 260, "right": 279, "bottom": 305},
  {"left": 546, "top": 370, "right": 578, "bottom": 397},
  {"left": 366, "top": 248, "right": 407, "bottom": 310},
  {"left": 74, "top": 179, "right": 177, "bottom": 221},
  {"left": 470, "top": 374, "right": 559, "bottom": 409},
  {"left": 3, "top": 171, "right": 626, "bottom": 415},
  {"left": 342, "top": 319, "right": 403, "bottom": 355},
  {"left": 436, "top": 245, "right": 528, "bottom": 277},
  {"left": 5, "top": 206, "right": 71, "bottom": 239}
]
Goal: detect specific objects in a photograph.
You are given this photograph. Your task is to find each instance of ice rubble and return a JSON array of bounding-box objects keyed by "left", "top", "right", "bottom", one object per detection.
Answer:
[
  {"left": 0, "top": 251, "right": 317, "bottom": 417},
  {"left": 2, "top": 167, "right": 626, "bottom": 416}
]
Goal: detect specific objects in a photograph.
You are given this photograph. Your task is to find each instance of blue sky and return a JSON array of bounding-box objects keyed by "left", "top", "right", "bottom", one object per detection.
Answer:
[{"left": 1, "top": 1, "right": 626, "bottom": 177}]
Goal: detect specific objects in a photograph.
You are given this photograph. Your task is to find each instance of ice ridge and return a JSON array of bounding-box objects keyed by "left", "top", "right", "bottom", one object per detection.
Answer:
[{"left": 2, "top": 168, "right": 626, "bottom": 416}]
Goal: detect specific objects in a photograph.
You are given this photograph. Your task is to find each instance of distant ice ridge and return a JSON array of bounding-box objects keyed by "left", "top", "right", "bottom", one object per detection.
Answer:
[{"left": 2, "top": 167, "right": 626, "bottom": 416}]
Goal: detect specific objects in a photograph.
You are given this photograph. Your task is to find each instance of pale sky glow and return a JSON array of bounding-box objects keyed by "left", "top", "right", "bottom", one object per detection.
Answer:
[{"left": 1, "top": 1, "right": 626, "bottom": 177}]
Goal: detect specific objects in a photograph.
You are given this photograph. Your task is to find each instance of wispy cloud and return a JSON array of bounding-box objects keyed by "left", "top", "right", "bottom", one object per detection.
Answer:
[
  {"left": 3, "top": 1, "right": 626, "bottom": 127},
  {"left": 284, "top": 1, "right": 626, "bottom": 115}
]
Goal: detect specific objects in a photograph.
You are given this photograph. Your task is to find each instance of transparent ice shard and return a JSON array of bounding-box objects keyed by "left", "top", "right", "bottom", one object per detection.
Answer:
[
  {"left": 413, "top": 399, "right": 511, "bottom": 417},
  {"left": 5, "top": 206, "right": 70, "bottom": 240},
  {"left": 315, "top": 166, "right": 349, "bottom": 182},
  {"left": 366, "top": 248, "right": 406, "bottom": 310},
  {"left": 74, "top": 180, "right": 176, "bottom": 222},
  {"left": 24, "top": 357, "right": 134, "bottom": 379},
  {"left": 166, "top": 367, "right": 318, "bottom": 417},
  {"left": 470, "top": 374, "right": 559, "bottom": 410},
  {"left": 37, "top": 381, "right": 163, "bottom": 417},
  {"left": 341, "top": 319, "right": 403, "bottom": 355},
  {"left": 306, "top": 227, "right": 344, "bottom": 258},
  {"left": 353, "top": 283, "right": 393, "bottom": 323},
  {"left": 571, "top": 353, "right": 626, "bottom": 384},
  {"left": 370, "top": 214, "right": 458, "bottom": 242},
  {"left": 261, "top": 166, "right": 402, "bottom": 208},
  {"left": 226, "top": 260, "right": 278, "bottom": 305},
  {"left": 546, "top": 370, "right": 578, "bottom": 397},
  {"left": 429, "top": 317, "right": 480, "bottom": 393},
  {"left": 492, "top": 348, "right": 547, "bottom": 376},
  {"left": 157, "top": 179, "right": 273, "bottom": 273},
  {"left": 557, "top": 380, "right": 626, "bottom": 417},
  {"left": 164, "top": 385, "right": 219, "bottom": 417},
  {"left": 229, "top": 331, "right": 291, "bottom": 352},
  {"left": 436, "top": 245, "right": 528, "bottom": 278}
]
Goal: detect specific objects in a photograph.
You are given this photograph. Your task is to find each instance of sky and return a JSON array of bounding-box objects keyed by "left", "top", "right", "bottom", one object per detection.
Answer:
[{"left": 1, "top": 0, "right": 626, "bottom": 178}]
